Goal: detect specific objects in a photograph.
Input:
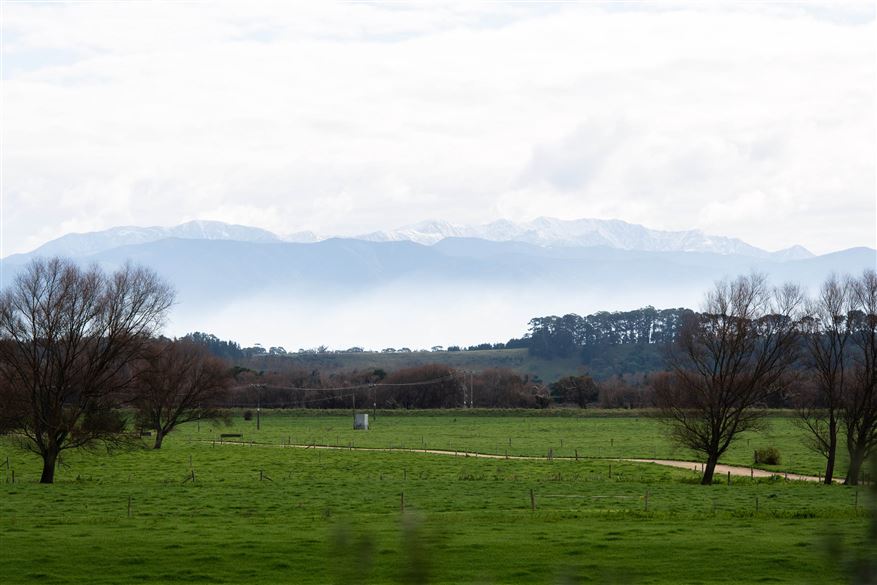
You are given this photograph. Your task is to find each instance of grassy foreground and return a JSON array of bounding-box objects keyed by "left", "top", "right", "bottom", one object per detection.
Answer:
[{"left": 1, "top": 412, "right": 873, "bottom": 584}]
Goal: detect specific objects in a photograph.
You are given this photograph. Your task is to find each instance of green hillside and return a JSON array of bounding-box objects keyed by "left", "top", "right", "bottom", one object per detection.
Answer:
[{"left": 243, "top": 345, "right": 667, "bottom": 383}]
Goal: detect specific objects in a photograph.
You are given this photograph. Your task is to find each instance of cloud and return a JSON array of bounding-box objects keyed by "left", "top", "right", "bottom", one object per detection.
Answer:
[{"left": 2, "top": 2, "right": 874, "bottom": 256}]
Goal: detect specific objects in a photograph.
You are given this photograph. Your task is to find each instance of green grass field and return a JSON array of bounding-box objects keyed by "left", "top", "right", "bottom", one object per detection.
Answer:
[
  {"left": 189, "top": 409, "right": 848, "bottom": 477},
  {"left": 1, "top": 411, "right": 873, "bottom": 584}
]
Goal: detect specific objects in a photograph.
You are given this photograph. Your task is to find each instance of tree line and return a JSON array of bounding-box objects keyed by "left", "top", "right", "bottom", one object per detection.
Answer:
[
  {"left": 525, "top": 307, "right": 695, "bottom": 359},
  {"left": 226, "top": 364, "right": 547, "bottom": 410}
]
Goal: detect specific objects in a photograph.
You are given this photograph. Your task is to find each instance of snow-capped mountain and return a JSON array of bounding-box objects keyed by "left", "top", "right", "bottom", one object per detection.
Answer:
[
  {"left": 357, "top": 217, "right": 814, "bottom": 259},
  {"left": 21, "top": 220, "right": 281, "bottom": 259},
  {"left": 7, "top": 217, "right": 814, "bottom": 261},
  {"left": 284, "top": 231, "right": 323, "bottom": 244}
]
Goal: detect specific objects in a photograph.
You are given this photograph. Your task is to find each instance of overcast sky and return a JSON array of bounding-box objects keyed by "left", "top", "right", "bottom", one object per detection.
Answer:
[{"left": 2, "top": 1, "right": 875, "bottom": 257}]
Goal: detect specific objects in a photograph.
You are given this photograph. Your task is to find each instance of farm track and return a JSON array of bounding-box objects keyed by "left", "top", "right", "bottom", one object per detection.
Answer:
[
  {"left": 621, "top": 459, "right": 830, "bottom": 483},
  {"left": 206, "top": 440, "right": 826, "bottom": 482}
]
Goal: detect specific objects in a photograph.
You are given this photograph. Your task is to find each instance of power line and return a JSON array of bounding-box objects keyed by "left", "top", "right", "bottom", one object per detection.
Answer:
[{"left": 240, "top": 375, "right": 457, "bottom": 393}]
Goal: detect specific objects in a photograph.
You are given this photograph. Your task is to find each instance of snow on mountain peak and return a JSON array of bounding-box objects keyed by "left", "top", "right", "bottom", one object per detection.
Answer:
[
  {"left": 358, "top": 217, "right": 810, "bottom": 259},
  {"left": 15, "top": 217, "right": 813, "bottom": 261},
  {"left": 26, "top": 220, "right": 281, "bottom": 259}
]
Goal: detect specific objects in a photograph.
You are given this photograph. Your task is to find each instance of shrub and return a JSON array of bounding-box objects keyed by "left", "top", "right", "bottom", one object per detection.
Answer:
[
  {"left": 243, "top": 410, "right": 253, "bottom": 421},
  {"left": 754, "top": 447, "right": 781, "bottom": 465}
]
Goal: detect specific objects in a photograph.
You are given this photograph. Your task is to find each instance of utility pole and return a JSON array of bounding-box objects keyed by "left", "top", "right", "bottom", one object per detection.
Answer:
[
  {"left": 470, "top": 371, "right": 474, "bottom": 408},
  {"left": 256, "top": 384, "right": 262, "bottom": 430}
]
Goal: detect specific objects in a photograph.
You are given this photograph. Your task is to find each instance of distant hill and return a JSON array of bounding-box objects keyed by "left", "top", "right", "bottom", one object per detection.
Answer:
[
  {"left": 241, "top": 348, "right": 593, "bottom": 384},
  {"left": 239, "top": 344, "right": 669, "bottom": 384}
]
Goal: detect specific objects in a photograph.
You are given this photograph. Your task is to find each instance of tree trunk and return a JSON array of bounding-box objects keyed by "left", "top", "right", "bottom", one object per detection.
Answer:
[
  {"left": 153, "top": 429, "right": 164, "bottom": 450},
  {"left": 845, "top": 446, "right": 866, "bottom": 486},
  {"left": 40, "top": 448, "right": 58, "bottom": 484},
  {"left": 701, "top": 453, "right": 719, "bottom": 485},
  {"left": 824, "top": 418, "right": 837, "bottom": 485}
]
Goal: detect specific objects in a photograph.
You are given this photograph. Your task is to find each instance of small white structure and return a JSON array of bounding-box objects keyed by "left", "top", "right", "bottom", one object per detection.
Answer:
[{"left": 354, "top": 413, "right": 369, "bottom": 430}]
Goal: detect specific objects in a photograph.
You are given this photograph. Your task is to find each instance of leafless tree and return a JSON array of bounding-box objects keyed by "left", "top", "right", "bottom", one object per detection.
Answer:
[
  {"left": 797, "top": 275, "right": 854, "bottom": 484},
  {"left": 843, "top": 269, "right": 877, "bottom": 485},
  {"left": 0, "top": 258, "right": 174, "bottom": 483},
  {"left": 132, "top": 339, "right": 232, "bottom": 449},
  {"left": 656, "top": 274, "right": 803, "bottom": 484}
]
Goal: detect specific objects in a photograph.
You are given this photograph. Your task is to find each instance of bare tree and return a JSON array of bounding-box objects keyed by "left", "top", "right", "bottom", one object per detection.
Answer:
[
  {"left": 843, "top": 269, "right": 877, "bottom": 485},
  {"left": 0, "top": 258, "right": 174, "bottom": 483},
  {"left": 656, "top": 274, "right": 803, "bottom": 485},
  {"left": 132, "top": 339, "right": 232, "bottom": 449},
  {"left": 798, "top": 275, "right": 854, "bottom": 484}
]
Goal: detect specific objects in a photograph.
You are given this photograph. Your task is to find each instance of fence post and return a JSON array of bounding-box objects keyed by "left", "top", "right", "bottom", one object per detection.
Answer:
[
  {"left": 727, "top": 471, "right": 731, "bottom": 486},
  {"left": 401, "top": 491, "right": 405, "bottom": 513},
  {"left": 530, "top": 488, "right": 536, "bottom": 511}
]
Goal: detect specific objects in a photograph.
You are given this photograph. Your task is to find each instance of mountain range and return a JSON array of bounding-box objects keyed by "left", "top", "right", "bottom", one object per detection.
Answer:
[
  {"left": 1, "top": 219, "right": 872, "bottom": 349},
  {"left": 7, "top": 217, "right": 815, "bottom": 262}
]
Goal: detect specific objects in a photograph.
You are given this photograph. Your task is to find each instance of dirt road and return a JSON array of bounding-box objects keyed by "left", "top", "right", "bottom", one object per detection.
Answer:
[{"left": 211, "top": 439, "right": 824, "bottom": 481}]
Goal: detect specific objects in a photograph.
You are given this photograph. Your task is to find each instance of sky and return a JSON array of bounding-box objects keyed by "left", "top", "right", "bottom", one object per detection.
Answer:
[{"left": 1, "top": 1, "right": 875, "bottom": 258}]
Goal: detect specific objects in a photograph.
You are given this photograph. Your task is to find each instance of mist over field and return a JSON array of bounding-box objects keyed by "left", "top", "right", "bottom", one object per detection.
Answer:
[{"left": 164, "top": 282, "right": 699, "bottom": 350}]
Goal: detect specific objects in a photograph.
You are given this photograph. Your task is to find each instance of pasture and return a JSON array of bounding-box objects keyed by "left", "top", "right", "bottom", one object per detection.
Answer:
[{"left": 0, "top": 411, "right": 873, "bottom": 584}]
